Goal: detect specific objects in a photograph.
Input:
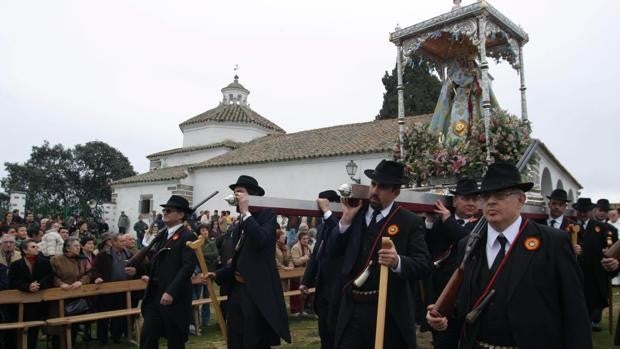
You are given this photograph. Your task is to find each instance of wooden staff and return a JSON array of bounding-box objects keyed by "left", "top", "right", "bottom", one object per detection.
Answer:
[
  {"left": 375, "top": 237, "right": 394, "bottom": 349},
  {"left": 186, "top": 236, "right": 227, "bottom": 343},
  {"left": 608, "top": 233, "right": 614, "bottom": 335}
]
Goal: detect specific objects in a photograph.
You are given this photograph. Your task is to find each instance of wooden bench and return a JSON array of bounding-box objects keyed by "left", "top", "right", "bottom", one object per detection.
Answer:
[
  {"left": 0, "top": 290, "right": 46, "bottom": 349},
  {"left": 42, "top": 279, "right": 147, "bottom": 349}
]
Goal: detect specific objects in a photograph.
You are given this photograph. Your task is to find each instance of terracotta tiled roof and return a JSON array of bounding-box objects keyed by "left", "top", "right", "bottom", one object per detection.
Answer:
[
  {"left": 114, "top": 115, "right": 430, "bottom": 185},
  {"left": 146, "top": 141, "right": 241, "bottom": 160},
  {"left": 111, "top": 165, "right": 189, "bottom": 185},
  {"left": 179, "top": 104, "right": 286, "bottom": 133},
  {"left": 190, "top": 115, "right": 431, "bottom": 169}
]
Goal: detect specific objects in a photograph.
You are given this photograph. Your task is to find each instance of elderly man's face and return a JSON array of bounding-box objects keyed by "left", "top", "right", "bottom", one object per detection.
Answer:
[
  {"left": 609, "top": 210, "right": 619, "bottom": 223},
  {"left": 2, "top": 237, "right": 16, "bottom": 252},
  {"left": 480, "top": 189, "right": 526, "bottom": 231}
]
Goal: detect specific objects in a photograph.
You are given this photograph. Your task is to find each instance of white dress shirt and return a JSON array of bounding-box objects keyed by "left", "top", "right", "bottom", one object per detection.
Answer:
[
  {"left": 486, "top": 216, "right": 522, "bottom": 269},
  {"left": 166, "top": 223, "right": 183, "bottom": 240},
  {"left": 547, "top": 215, "right": 564, "bottom": 229}
]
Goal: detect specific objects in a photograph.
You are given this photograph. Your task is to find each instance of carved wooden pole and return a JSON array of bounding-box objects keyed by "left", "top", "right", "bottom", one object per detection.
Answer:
[
  {"left": 477, "top": 14, "right": 492, "bottom": 163},
  {"left": 186, "top": 236, "right": 227, "bottom": 343},
  {"left": 396, "top": 44, "right": 406, "bottom": 162},
  {"left": 374, "top": 237, "right": 394, "bottom": 349},
  {"left": 518, "top": 43, "right": 529, "bottom": 120}
]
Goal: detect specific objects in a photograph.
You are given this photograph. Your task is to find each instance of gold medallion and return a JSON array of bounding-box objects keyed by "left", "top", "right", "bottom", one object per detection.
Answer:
[{"left": 453, "top": 120, "right": 467, "bottom": 136}]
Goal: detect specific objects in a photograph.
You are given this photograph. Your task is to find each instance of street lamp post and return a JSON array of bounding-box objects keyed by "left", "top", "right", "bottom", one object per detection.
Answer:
[{"left": 345, "top": 160, "right": 361, "bottom": 184}]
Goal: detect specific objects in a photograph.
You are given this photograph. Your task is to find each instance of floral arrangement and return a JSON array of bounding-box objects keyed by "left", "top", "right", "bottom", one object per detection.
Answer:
[{"left": 402, "top": 109, "right": 532, "bottom": 186}]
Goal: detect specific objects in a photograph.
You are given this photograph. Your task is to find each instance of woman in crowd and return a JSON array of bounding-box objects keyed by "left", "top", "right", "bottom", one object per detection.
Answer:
[
  {"left": 290, "top": 230, "right": 311, "bottom": 316},
  {"left": 80, "top": 236, "right": 97, "bottom": 341},
  {"left": 275, "top": 229, "right": 294, "bottom": 271},
  {"left": 49, "top": 237, "right": 91, "bottom": 347},
  {"left": 1, "top": 212, "right": 15, "bottom": 228},
  {"left": 9, "top": 240, "right": 53, "bottom": 349},
  {"left": 141, "top": 223, "right": 158, "bottom": 247}
]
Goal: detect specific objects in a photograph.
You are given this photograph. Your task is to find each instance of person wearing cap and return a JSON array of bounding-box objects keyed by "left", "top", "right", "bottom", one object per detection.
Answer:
[
  {"left": 331, "top": 160, "right": 430, "bottom": 349},
  {"left": 542, "top": 188, "right": 573, "bottom": 230},
  {"left": 572, "top": 197, "right": 618, "bottom": 332},
  {"left": 426, "top": 162, "right": 591, "bottom": 348},
  {"left": 140, "top": 195, "right": 197, "bottom": 349},
  {"left": 208, "top": 175, "right": 291, "bottom": 348},
  {"left": 424, "top": 177, "right": 479, "bottom": 349},
  {"left": 300, "top": 190, "right": 342, "bottom": 349}
]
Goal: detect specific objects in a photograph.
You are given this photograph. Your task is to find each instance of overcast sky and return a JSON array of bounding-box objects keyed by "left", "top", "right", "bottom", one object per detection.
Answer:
[{"left": 1, "top": 0, "right": 619, "bottom": 202}]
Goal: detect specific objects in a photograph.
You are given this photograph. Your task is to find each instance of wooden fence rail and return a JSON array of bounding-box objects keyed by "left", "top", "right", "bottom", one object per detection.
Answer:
[{"left": 0, "top": 267, "right": 311, "bottom": 349}]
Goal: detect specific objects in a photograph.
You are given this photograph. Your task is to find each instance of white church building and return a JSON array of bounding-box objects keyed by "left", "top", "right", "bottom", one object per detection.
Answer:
[{"left": 109, "top": 75, "right": 581, "bottom": 231}]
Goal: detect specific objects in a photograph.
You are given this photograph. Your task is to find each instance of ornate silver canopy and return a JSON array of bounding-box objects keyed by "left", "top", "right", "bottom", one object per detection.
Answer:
[{"left": 390, "top": 1, "right": 528, "bottom": 70}]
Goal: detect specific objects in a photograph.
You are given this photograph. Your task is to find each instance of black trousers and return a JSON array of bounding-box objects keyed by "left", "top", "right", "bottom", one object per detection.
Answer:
[
  {"left": 338, "top": 302, "right": 407, "bottom": 349},
  {"left": 315, "top": 296, "right": 336, "bottom": 349},
  {"left": 431, "top": 317, "right": 460, "bottom": 349},
  {"left": 226, "top": 283, "right": 272, "bottom": 349},
  {"left": 97, "top": 293, "right": 126, "bottom": 341},
  {"left": 140, "top": 289, "right": 186, "bottom": 349}
]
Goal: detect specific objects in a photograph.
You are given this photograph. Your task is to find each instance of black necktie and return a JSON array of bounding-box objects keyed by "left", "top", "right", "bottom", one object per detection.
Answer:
[
  {"left": 457, "top": 219, "right": 465, "bottom": 226},
  {"left": 368, "top": 209, "right": 381, "bottom": 229},
  {"left": 550, "top": 219, "right": 557, "bottom": 228},
  {"left": 490, "top": 235, "right": 508, "bottom": 274}
]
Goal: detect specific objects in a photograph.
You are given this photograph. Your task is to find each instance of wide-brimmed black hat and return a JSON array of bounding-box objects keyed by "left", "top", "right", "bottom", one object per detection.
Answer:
[
  {"left": 160, "top": 195, "right": 192, "bottom": 214},
  {"left": 318, "top": 190, "right": 340, "bottom": 203},
  {"left": 476, "top": 162, "right": 533, "bottom": 194},
  {"left": 229, "top": 175, "right": 265, "bottom": 196},
  {"left": 364, "top": 160, "right": 408, "bottom": 185},
  {"left": 547, "top": 188, "right": 570, "bottom": 202},
  {"left": 595, "top": 198, "right": 611, "bottom": 211},
  {"left": 449, "top": 177, "right": 478, "bottom": 196},
  {"left": 572, "top": 198, "right": 595, "bottom": 212}
]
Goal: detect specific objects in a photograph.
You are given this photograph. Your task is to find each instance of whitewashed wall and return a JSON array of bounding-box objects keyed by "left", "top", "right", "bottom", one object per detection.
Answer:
[
  {"left": 159, "top": 147, "right": 230, "bottom": 167},
  {"left": 188, "top": 153, "right": 390, "bottom": 214},
  {"left": 182, "top": 123, "right": 271, "bottom": 147},
  {"left": 536, "top": 147, "right": 581, "bottom": 202},
  {"left": 111, "top": 181, "right": 179, "bottom": 232}
]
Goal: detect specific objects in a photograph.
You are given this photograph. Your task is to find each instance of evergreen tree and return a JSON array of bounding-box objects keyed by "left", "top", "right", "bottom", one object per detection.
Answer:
[{"left": 377, "top": 58, "right": 442, "bottom": 119}]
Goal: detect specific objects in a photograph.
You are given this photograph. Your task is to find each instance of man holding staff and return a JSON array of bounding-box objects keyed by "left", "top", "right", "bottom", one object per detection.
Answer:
[
  {"left": 331, "top": 160, "right": 430, "bottom": 349},
  {"left": 209, "top": 175, "right": 291, "bottom": 348},
  {"left": 426, "top": 162, "right": 592, "bottom": 348}
]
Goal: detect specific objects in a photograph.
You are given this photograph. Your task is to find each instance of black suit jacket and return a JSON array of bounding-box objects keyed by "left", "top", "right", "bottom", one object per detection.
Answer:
[
  {"left": 142, "top": 225, "right": 197, "bottom": 340},
  {"left": 579, "top": 219, "right": 617, "bottom": 311},
  {"left": 9, "top": 254, "right": 54, "bottom": 320},
  {"left": 301, "top": 213, "right": 340, "bottom": 302},
  {"left": 456, "top": 219, "right": 592, "bottom": 349},
  {"left": 425, "top": 215, "right": 476, "bottom": 302},
  {"left": 331, "top": 203, "right": 430, "bottom": 349},
  {"left": 215, "top": 209, "right": 291, "bottom": 344}
]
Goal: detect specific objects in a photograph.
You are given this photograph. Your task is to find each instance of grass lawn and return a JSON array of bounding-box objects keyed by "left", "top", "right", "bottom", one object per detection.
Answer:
[{"left": 35, "top": 288, "right": 620, "bottom": 348}]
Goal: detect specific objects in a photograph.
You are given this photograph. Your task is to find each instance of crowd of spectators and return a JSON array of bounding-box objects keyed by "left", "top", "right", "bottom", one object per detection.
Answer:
[{"left": 0, "top": 207, "right": 319, "bottom": 347}]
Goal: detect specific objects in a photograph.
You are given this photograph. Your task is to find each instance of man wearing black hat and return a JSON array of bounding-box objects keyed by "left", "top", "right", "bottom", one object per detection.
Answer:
[
  {"left": 593, "top": 198, "right": 619, "bottom": 239},
  {"left": 542, "top": 188, "right": 573, "bottom": 230},
  {"left": 424, "top": 177, "right": 479, "bottom": 348},
  {"left": 573, "top": 197, "right": 618, "bottom": 332},
  {"left": 331, "top": 160, "right": 430, "bottom": 349},
  {"left": 427, "top": 162, "right": 591, "bottom": 348},
  {"left": 300, "top": 190, "right": 341, "bottom": 349},
  {"left": 140, "top": 195, "right": 197, "bottom": 349},
  {"left": 210, "top": 175, "right": 291, "bottom": 348}
]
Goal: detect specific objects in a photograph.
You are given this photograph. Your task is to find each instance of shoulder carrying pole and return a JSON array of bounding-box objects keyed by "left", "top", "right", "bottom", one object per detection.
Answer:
[{"left": 374, "top": 237, "right": 394, "bottom": 349}]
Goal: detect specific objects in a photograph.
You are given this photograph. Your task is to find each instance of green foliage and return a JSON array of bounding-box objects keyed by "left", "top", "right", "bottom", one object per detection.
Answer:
[
  {"left": 377, "top": 58, "right": 442, "bottom": 120},
  {"left": 1, "top": 141, "right": 136, "bottom": 216}
]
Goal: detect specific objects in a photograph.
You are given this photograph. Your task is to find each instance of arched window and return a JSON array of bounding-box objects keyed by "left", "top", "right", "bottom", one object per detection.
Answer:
[
  {"left": 568, "top": 189, "right": 575, "bottom": 202},
  {"left": 556, "top": 179, "right": 564, "bottom": 190},
  {"left": 541, "top": 167, "right": 552, "bottom": 198}
]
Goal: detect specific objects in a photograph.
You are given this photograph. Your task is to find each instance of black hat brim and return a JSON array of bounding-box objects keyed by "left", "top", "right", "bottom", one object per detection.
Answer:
[
  {"left": 546, "top": 196, "right": 570, "bottom": 202},
  {"left": 364, "top": 169, "right": 408, "bottom": 185},
  {"left": 476, "top": 182, "right": 534, "bottom": 195},
  {"left": 449, "top": 189, "right": 479, "bottom": 196},
  {"left": 160, "top": 204, "right": 193, "bottom": 214},
  {"left": 228, "top": 184, "right": 265, "bottom": 197}
]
